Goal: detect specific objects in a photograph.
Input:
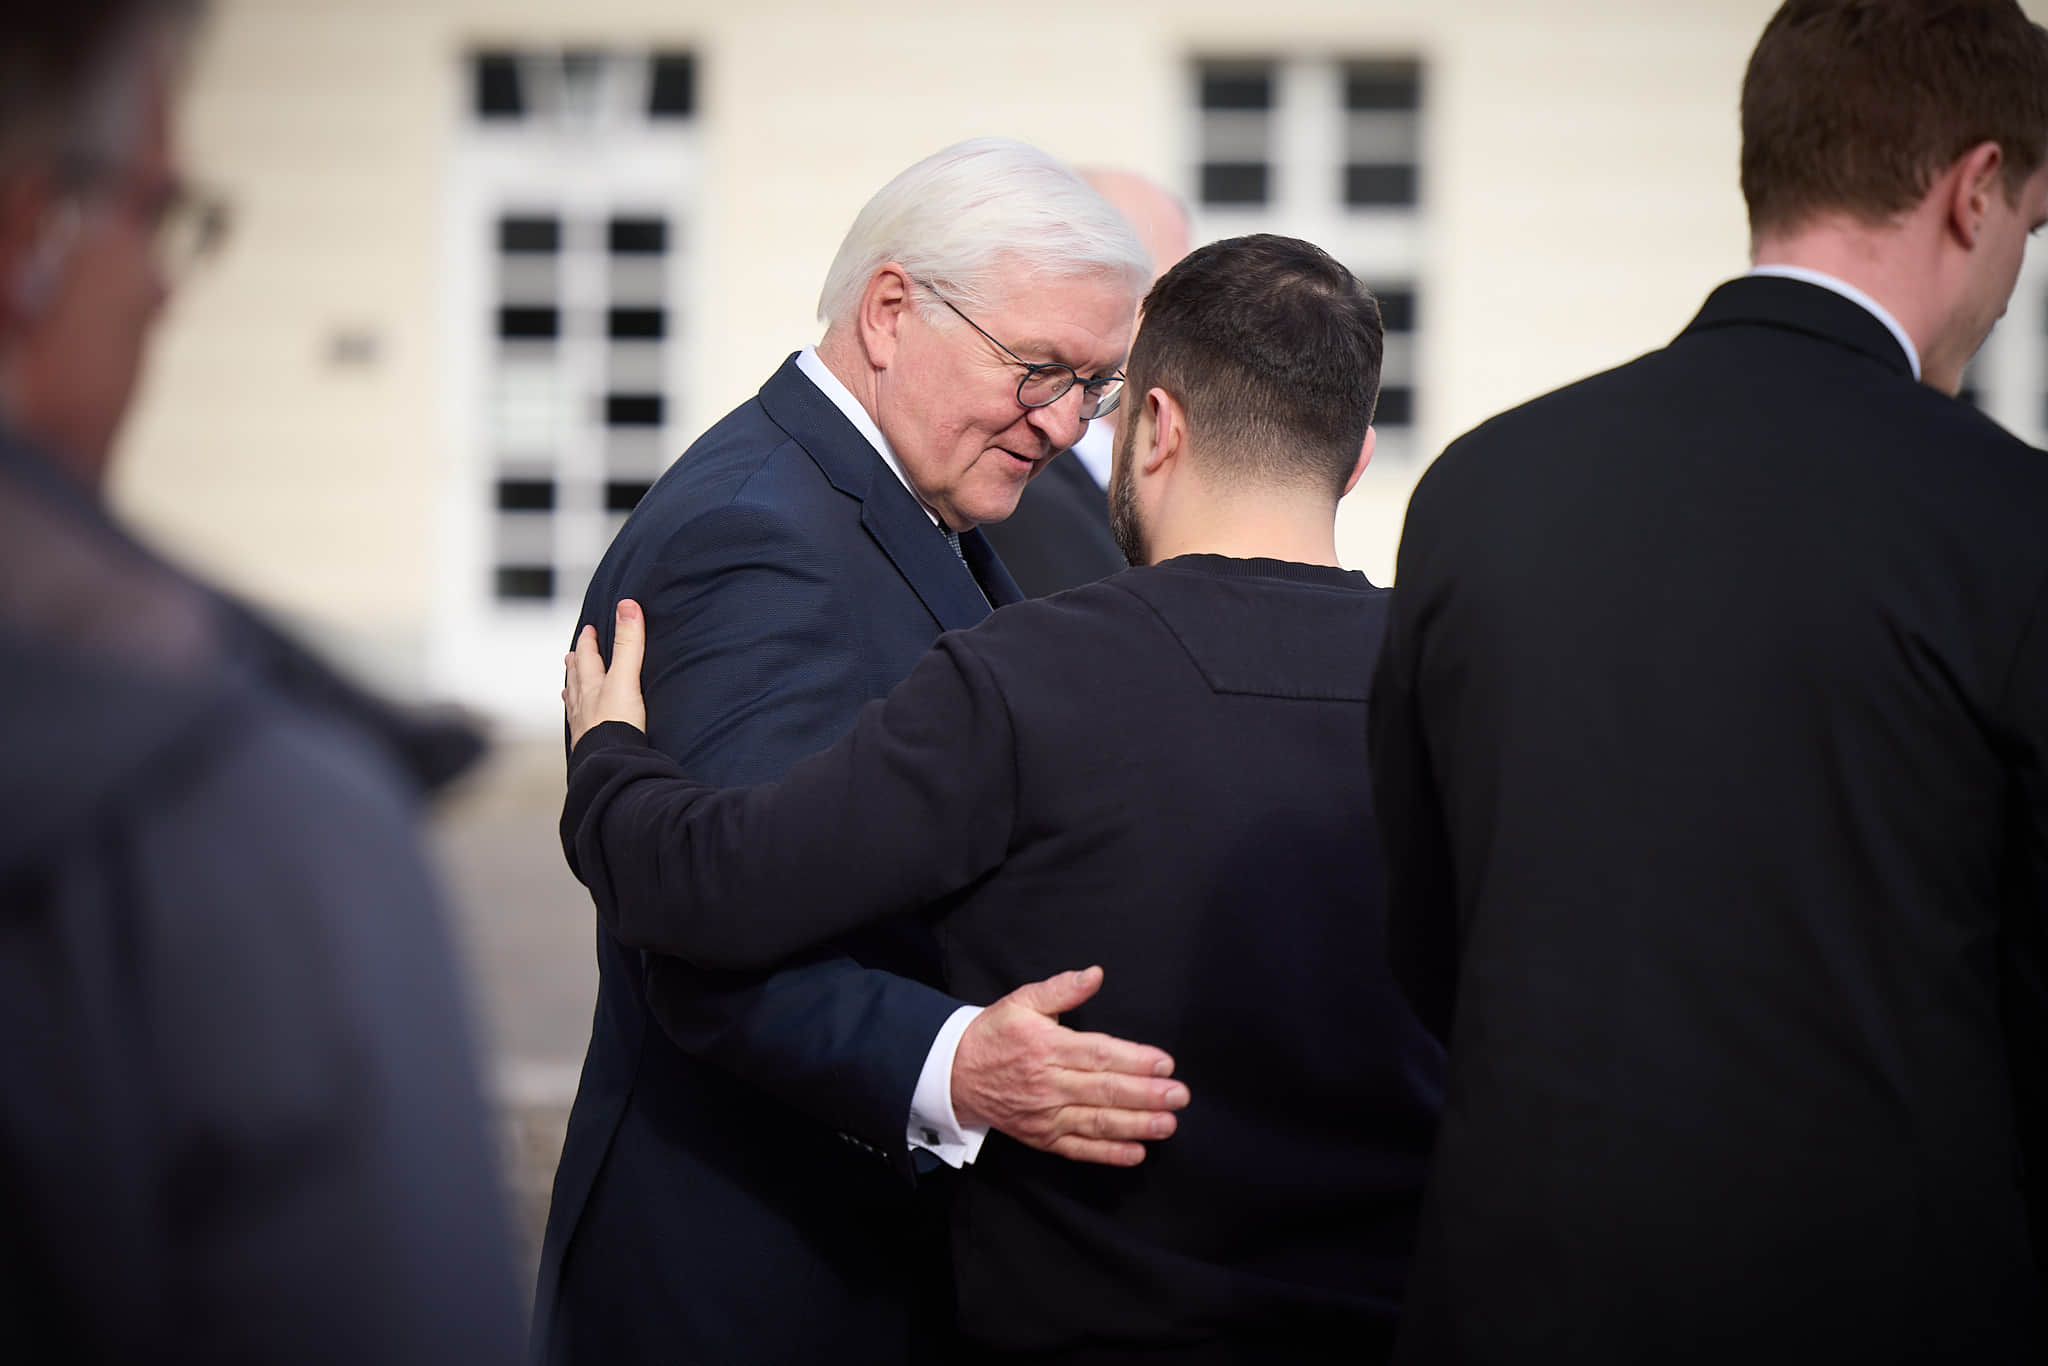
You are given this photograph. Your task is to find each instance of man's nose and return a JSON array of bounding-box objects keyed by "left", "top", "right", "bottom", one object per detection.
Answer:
[{"left": 1026, "top": 385, "right": 1090, "bottom": 453}]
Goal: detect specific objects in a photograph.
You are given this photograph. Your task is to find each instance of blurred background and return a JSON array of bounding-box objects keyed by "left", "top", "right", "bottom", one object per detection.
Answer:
[{"left": 114, "top": 0, "right": 2048, "bottom": 1281}]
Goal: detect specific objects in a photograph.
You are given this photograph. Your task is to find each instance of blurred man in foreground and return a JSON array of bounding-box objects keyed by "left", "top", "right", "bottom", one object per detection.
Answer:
[
  {"left": 982, "top": 168, "right": 1192, "bottom": 596},
  {"left": 1371, "top": 0, "right": 2048, "bottom": 1359},
  {"left": 0, "top": 3, "right": 522, "bottom": 1359},
  {"left": 559, "top": 235, "right": 1444, "bottom": 1363},
  {"left": 537, "top": 138, "right": 1191, "bottom": 1365}
]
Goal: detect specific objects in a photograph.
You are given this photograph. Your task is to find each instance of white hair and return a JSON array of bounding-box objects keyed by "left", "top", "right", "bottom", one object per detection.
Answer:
[{"left": 816, "top": 137, "right": 1151, "bottom": 329}]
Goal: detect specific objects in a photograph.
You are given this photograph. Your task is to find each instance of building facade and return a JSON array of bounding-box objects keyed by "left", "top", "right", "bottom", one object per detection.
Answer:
[{"left": 114, "top": 0, "right": 2045, "bottom": 727}]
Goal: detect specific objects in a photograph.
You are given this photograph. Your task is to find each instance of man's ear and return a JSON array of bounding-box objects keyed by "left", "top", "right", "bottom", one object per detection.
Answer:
[
  {"left": 0, "top": 172, "right": 64, "bottom": 327},
  {"left": 856, "top": 263, "right": 915, "bottom": 370},
  {"left": 1342, "top": 426, "right": 1376, "bottom": 496},
  {"left": 1946, "top": 140, "right": 2005, "bottom": 251},
  {"left": 1139, "top": 387, "right": 1184, "bottom": 476}
]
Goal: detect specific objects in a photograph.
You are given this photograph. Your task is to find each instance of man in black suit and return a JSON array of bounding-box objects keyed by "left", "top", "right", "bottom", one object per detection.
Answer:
[
  {"left": 535, "top": 139, "right": 1193, "bottom": 1364},
  {"left": 0, "top": 3, "right": 523, "bottom": 1359},
  {"left": 557, "top": 234, "right": 1446, "bottom": 1363},
  {"left": 983, "top": 170, "right": 1191, "bottom": 597},
  {"left": 1369, "top": 1, "right": 2048, "bottom": 1360}
]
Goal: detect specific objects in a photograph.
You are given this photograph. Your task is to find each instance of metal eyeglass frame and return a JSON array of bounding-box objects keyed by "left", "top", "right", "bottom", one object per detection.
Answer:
[{"left": 915, "top": 277, "right": 1125, "bottom": 420}]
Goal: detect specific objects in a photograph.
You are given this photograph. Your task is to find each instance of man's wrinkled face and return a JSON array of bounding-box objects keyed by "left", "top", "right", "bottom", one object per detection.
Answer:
[{"left": 874, "top": 268, "right": 1134, "bottom": 530}]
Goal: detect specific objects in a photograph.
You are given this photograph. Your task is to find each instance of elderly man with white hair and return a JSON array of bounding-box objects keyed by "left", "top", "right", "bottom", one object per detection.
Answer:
[{"left": 534, "top": 138, "right": 1189, "bottom": 1366}]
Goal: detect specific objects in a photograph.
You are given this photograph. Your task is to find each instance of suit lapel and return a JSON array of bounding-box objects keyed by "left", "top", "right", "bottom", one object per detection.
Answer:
[
  {"left": 860, "top": 491, "right": 1002, "bottom": 631},
  {"left": 756, "top": 354, "right": 1004, "bottom": 631},
  {"left": 962, "top": 528, "right": 1023, "bottom": 608}
]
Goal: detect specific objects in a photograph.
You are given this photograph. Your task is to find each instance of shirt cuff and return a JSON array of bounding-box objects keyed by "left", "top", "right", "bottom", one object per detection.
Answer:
[{"left": 907, "top": 1004, "right": 989, "bottom": 1168}]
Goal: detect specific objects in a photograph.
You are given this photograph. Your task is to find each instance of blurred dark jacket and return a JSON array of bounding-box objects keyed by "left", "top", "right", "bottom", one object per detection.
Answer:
[{"left": 0, "top": 423, "right": 524, "bottom": 1362}]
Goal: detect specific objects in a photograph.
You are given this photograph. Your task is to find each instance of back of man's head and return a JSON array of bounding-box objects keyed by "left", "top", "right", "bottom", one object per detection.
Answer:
[
  {"left": 815, "top": 137, "right": 1150, "bottom": 327},
  {"left": 1127, "top": 234, "right": 1382, "bottom": 497},
  {"left": 1741, "top": 0, "right": 2048, "bottom": 237}
]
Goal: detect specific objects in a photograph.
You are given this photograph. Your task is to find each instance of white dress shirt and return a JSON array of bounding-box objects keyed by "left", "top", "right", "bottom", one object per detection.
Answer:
[
  {"left": 792, "top": 344, "right": 989, "bottom": 1169},
  {"left": 1745, "top": 264, "right": 1923, "bottom": 381}
]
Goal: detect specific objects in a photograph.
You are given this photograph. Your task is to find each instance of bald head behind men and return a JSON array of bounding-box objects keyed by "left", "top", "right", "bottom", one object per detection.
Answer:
[{"left": 1080, "top": 169, "right": 1192, "bottom": 283}]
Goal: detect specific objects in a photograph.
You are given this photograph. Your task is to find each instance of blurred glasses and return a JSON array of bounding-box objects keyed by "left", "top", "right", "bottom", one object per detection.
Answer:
[
  {"left": 916, "top": 278, "right": 1124, "bottom": 420},
  {"left": 61, "top": 154, "right": 232, "bottom": 284},
  {"left": 146, "top": 182, "right": 232, "bottom": 283}
]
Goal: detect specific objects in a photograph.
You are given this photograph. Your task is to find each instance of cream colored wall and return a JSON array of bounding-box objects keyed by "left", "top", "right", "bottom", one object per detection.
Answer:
[{"left": 116, "top": 0, "right": 1973, "bottom": 711}]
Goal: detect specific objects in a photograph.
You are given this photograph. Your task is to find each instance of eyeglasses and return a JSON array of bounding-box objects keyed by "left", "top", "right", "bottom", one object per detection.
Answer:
[
  {"left": 916, "top": 278, "right": 1124, "bottom": 420},
  {"left": 146, "top": 182, "right": 231, "bottom": 283},
  {"left": 60, "top": 155, "right": 232, "bottom": 284}
]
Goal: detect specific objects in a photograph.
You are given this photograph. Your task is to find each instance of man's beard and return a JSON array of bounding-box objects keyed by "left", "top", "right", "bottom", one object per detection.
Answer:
[{"left": 1108, "top": 419, "right": 1147, "bottom": 567}]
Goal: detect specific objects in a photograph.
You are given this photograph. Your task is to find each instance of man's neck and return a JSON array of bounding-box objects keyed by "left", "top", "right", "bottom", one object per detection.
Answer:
[
  {"left": 815, "top": 330, "right": 879, "bottom": 419},
  {"left": 1751, "top": 218, "right": 1941, "bottom": 375},
  {"left": 1144, "top": 495, "right": 1342, "bottom": 569}
]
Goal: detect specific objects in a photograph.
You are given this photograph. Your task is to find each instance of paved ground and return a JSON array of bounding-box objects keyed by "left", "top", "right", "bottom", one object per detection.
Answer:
[{"left": 426, "top": 735, "right": 594, "bottom": 1293}]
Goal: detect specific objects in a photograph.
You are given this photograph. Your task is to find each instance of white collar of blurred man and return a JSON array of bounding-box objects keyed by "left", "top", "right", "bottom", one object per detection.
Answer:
[{"left": 0, "top": 4, "right": 216, "bottom": 493}]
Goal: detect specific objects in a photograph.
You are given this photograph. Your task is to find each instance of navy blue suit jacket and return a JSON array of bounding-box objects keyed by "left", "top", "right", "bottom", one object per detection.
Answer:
[{"left": 534, "top": 355, "right": 1021, "bottom": 1364}]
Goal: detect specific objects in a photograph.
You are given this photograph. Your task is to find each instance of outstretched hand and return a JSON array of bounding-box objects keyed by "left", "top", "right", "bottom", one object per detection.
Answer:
[
  {"left": 564, "top": 599, "right": 649, "bottom": 748},
  {"left": 952, "top": 966, "right": 1190, "bottom": 1168}
]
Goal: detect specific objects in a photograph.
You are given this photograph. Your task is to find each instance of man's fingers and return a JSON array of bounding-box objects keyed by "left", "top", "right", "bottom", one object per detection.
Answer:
[
  {"left": 1045, "top": 1135, "right": 1147, "bottom": 1168},
  {"left": 1048, "top": 1027, "right": 1176, "bottom": 1080},
  {"left": 1005, "top": 965, "right": 1105, "bottom": 1018},
  {"left": 611, "top": 599, "right": 646, "bottom": 680},
  {"left": 1053, "top": 1069, "right": 1189, "bottom": 1114},
  {"left": 1055, "top": 1104, "right": 1179, "bottom": 1143},
  {"left": 571, "top": 625, "right": 607, "bottom": 698}
]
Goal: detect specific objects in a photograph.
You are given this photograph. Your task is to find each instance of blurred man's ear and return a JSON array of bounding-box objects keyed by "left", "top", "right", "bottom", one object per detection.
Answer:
[
  {"left": 1342, "top": 428, "right": 1376, "bottom": 496},
  {"left": 0, "top": 173, "right": 63, "bottom": 329}
]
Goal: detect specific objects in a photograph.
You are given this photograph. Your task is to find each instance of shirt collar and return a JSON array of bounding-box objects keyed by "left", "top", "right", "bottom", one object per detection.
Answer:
[
  {"left": 1745, "top": 264, "right": 1922, "bottom": 381},
  {"left": 793, "top": 345, "right": 940, "bottom": 527}
]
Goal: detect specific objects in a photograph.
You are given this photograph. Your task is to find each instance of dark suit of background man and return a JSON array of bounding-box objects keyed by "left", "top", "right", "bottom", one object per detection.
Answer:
[
  {"left": 557, "top": 234, "right": 1446, "bottom": 1364},
  {"left": 984, "top": 169, "right": 1191, "bottom": 597},
  {"left": 1370, "top": 1, "right": 2048, "bottom": 1360},
  {"left": 535, "top": 137, "right": 1193, "bottom": 1365},
  {"left": 0, "top": 2, "right": 524, "bottom": 1360}
]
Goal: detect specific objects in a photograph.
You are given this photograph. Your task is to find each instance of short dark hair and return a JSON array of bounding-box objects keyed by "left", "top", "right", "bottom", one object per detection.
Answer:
[
  {"left": 1741, "top": 0, "right": 2048, "bottom": 237},
  {"left": 0, "top": 1, "right": 200, "bottom": 175},
  {"left": 1126, "top": 234, "right": 1383, "bottom": 497}
]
